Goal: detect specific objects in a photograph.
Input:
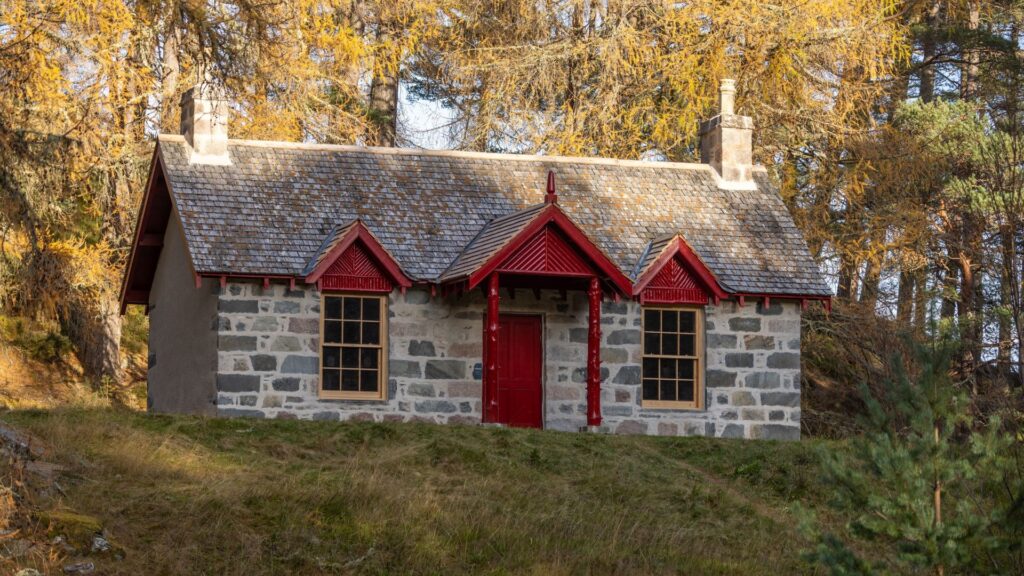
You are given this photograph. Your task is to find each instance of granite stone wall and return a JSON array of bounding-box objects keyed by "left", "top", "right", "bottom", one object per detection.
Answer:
[{"left": 211, "top": 281, "right": 801, "bottom": 440}]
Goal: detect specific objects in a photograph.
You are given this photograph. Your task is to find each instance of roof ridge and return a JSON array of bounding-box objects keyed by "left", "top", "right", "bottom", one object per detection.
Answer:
[{"left": 156, "top": 133, "right": 773, "bottom": 174}]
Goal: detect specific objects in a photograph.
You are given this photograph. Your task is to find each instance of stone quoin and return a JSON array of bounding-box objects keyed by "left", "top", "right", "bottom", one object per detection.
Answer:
[{"left": 122, "top": 79, "right": 831, "bottom": 440}]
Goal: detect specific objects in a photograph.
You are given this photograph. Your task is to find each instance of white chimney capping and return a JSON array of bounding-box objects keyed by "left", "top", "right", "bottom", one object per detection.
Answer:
[
  {"left": 699, "top": 78, "right": 756, "bottom": 190},
  {"left": 180, "top": 83, "right": 231, "bottom": 165}
]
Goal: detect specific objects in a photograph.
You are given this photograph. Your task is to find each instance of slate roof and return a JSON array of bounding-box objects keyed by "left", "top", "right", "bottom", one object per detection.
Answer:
[
  {"left": 632, "top": 234, "right": 677, "bottom": 281},
  {"left": 156, "top": 135, "right": 832, "bottom": 296},
  {"left": 301, "top": 219, "right": 357, "bottom": 277},
  {"left": 439, "top": 203, "right": 547, "bottom": 282}
]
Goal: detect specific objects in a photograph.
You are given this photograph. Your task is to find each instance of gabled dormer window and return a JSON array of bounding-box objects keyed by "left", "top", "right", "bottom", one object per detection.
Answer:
[
  {"left": 320, "top": 294, "right": 387, "bottom": 400},
  {"left": 641, "top": 307, "right": 704, "bottom": 409}
]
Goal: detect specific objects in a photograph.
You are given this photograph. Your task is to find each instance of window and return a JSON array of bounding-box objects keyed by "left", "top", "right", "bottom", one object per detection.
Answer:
[
  {"left": 320, "top": 294, "right": 387, "bottom": 399},
  {"left": 641, "top": 307, "right": 703, "bottom": 409}
]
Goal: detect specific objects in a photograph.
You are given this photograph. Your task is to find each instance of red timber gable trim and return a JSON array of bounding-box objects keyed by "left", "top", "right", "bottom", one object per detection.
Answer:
[
  {"left": 466, "top": 204, "right": 632, "bottom": 296},
  {"left": 120, "top": 146, "right": 176, "bottom": 313},
  {"left": 633, "top": 236, "right": 729, "bottom": 305},
  {"left": 304, "top": 221, "right": 412, "bottom": 293}
]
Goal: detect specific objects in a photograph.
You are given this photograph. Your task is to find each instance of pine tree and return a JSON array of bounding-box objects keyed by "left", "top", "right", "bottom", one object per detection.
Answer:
[{"left": 803, "top": 333, "right": 1022, "bottom": 575}]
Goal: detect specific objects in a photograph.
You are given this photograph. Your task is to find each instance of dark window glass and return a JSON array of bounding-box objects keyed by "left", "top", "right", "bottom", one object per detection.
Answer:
[
  {"left": 642, "top": 379, "right": 658, "bottom": 400},
  {"left": 325, "top": 297, "right": 342, "bottom": 318},
  {"left": 641, "top": 308, "right": 702, "bottom": 406},
  {"left": 680, "top": 311, "right": 695, "bottom": 332},
  {"left": 362, "top": 322, "right": 380, "bottom": 345},
  {"left": 644, "top": 333, "right": 660, "bottom": 355},
  {"left": 322, "top": 369, "right": 340, "bottom": 391},
  {"left": 360, "top": 348, "right": 378, "bottom": 369},
  {"left": 343, "top": 298, "right": 361, "bottom": 319},
  {"left": 662, "top": 310, "right": 678, "bottom": 332},
  {"left": 660, "top": 358, "right": 676, "bottom": 379},
  {"left": 679, "top": 359, "right": 695, "bottom": 380},
  {"left": 679, "top": 381, "right": 695, "bottom": 402},
  {"left": 321, "top": 296, "right": 385, "bottom": 397},
  {"left": 642, "top": 358, "right": 658, "bottom": 379},
  {"left": 644, "top": 309, "right": 660, "bottom": 331},
  {"left": 341, "top": 370, "right": 359, "bottom": 391},
  {"left": 660, "top": 380, "right": 677, "bottom": 402},
  {"left": 324, "top": 321, "right": 341, "bottom": 344},
  {"left": 360, "top": 370, "right": 378, "bottom": 391},
  {"left": 662, "top": 333, "right": 678, "bottom": 356},
  {"left": 680, "top": 335, "right": 696, "bottom": 356},
  {"left": 343, "top": 321, "right": 361, "bottom": 344},
  {"left": 363, "top": 298, "right": 380, "bottom": 318},
  {"left": 324, "top": 347, "right": 341, "bottom": 368}
]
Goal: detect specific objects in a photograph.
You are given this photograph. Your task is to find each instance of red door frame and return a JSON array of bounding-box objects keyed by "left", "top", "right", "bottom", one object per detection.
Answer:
[{"left": 487, "top": 313, "right": 544, "bottom": 429}]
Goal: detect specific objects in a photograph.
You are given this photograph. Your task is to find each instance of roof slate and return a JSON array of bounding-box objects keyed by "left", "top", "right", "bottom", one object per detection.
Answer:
[
  {"left": 157, "top": 136, "right": 832, "bottom": 296},
  {"left": 440, "top": 203, "right": 547, "bottom": 282}
]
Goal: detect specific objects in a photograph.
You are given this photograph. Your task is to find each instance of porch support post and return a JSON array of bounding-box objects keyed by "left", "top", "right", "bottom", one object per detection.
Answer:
[
  {"left": 484, "top": 273, "right": 500, "bottom": 423},
  {"left": 586, "top": 276, "right": 602, "bottom": 427}
]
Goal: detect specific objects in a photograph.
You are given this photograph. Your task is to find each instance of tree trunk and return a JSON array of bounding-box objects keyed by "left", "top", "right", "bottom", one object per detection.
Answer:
[
  {"left": 61, "top": 291, "right": 123, "bottom": 386},
  {"left": 161, "top": 26, "right": 181, "bottom": 133},
  {"left": 919, "top": 1, "right": 940, "bottom": 103},
  {"left": 961, "top": 1, "right": 980, "bottom": 100},
  {"left": 367, "top": 22, "right": 399, "bottom": 147},
  {"left": 897, "top": 266, "right": 914, "bottom": 325}
]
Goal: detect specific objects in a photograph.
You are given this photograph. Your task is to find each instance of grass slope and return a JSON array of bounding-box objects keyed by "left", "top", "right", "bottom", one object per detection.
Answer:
[{"left": 1, "top": 409, "right": 832, "bottom": 575}]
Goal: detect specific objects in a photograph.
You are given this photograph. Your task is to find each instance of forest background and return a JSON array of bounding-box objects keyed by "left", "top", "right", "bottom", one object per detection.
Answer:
[{"left": 0, "top": 0, "right": 1022, "bottom": 435}]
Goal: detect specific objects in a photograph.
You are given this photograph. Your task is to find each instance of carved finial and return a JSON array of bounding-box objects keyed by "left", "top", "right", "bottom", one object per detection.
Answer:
[
  {"left": 545, "top": 170, "right": 557, "bottom": 204},
  {"left": 719, "top": 78, "right": 736, "bottom": 115}
]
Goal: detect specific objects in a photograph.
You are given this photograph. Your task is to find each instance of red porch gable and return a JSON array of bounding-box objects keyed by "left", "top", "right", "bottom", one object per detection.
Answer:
[
  {"left": 444, "top": 202, "right": 632, "bottom": 296},
  {"left": 304, "top": 221, "right": 412, "bottom": 292}
]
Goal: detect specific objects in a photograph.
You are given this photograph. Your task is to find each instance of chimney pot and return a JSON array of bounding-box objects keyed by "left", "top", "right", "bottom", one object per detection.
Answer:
[
  {"left": 719, "top": 78, "right": 736, "bottom": 115},
  {"left": 699, "top": 78, "right": 754, "bottom": 189},
  {"left": 180, "top": 82, "right": 230, "bottom": 165}
]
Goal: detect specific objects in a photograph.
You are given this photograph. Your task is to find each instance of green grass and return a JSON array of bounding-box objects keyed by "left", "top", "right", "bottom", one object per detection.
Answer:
[{"left": 1, "top": 409, "right": 836, "bottom": 575}]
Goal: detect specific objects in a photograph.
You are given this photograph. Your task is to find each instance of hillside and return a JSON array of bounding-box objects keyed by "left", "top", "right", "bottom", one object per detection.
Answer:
[{"left": 0, "top": 409, "right": 833, "bottom": 575}]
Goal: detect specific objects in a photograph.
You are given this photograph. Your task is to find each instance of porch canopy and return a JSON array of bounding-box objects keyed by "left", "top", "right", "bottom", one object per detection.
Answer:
[{"left": 439, "top": 175, "right": 632, "bottom": 427}]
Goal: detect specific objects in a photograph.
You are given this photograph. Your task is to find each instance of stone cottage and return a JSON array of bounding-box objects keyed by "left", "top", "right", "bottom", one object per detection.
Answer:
[{"left": 120, "top": 79, "right": 832, "bottom": 440}]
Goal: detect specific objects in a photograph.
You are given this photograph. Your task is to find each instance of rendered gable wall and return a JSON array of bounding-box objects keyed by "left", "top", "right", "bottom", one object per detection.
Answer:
[
  {"left": 147, "top": 210, "right": 219, "bottom": 414},
  {"left": 212, "top": 282, "right": 802, "bottom": 439}
]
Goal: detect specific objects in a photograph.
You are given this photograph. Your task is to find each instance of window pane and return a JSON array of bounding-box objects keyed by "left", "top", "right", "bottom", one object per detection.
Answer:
[
  {"left": 341, "top": 347, "right": 359, "bottom": 368},
  {"left": 324, "top": 321, "right": 342, "bottom": 344},
  {"left": 679, "top": 311, "right": 695, "bottom": 333},
  {"left": 363, "top": 298, "right": 380, "bottom": 319},
  {"left": 360, "top": 369, "right": 379, "bottom": 392},
  {"left": 642, "top": 379, "right": 658, "bottom": 400},
  {"left": 644, "top": 309, "right": 660, "bottom": 331},
  {"left": 660, "top": 358, "right": 676, "bottom": 379},
  {"left": 679, "top": 380, "right": 695, "bottom": 402},
  {"left": 662, "top": 310, "right": 678, "bottom": 332},
  {"left": 679, "top": 335, "right": 695, "bottom": 356},
  {"left": 324, "top": 347, "right": 341, "bottom": 368},
  {"left": 644, "top": 332, "right": 660, "bottom": 355},
  {"left": 325, "top": 297, "right": 342, "bottom": 319},
  {"left": 360, "top": 348, "right": 378, "bottom": 369},
  {"left": 343, "top": 321, "right": 361, "bottom": 344},
  {"left": 322, "top": 369, "right": 340, "bottom": 391},
  {"left": 341, "top": 370, "right": 359, "bottom": 391},
  {"left": 660, "top": 380, "right": 677, "bottom": 402},
  {"left": 362, "top": 322, "right": 380, "bottom": 345},
  {"left": 679, "top": 359, "right": 695, "bottom": 380},
  {"left": 661, "top": 333, "right": 678, "bottom": 356},
  {"left": 642, "top": 358, "right": 658, "bottom": 379},
  {"left": 343, "top": 297, "right": 362, "bottom": 320}
]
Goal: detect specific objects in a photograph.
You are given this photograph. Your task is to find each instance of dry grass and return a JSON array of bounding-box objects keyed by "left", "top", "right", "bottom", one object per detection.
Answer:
[{"left": 0, "top": 409, "right": 833, "bottom": 575}]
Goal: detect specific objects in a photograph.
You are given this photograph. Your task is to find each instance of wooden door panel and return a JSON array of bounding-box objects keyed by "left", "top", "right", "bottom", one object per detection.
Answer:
[{"left": 496, "top": 315, "right": 543, "bottom": 428}]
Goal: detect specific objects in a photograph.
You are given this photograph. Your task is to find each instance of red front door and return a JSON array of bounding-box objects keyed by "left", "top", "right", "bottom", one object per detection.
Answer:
[{"left": 495, "top": 315, "right": 543, "bottom": 428}]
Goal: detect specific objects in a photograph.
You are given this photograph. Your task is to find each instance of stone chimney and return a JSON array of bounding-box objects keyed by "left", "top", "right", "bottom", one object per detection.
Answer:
[
  {"left": 180, "top": 83, "right": 230, "bottom": 165},
  {"left": 699, "top": 79, "right": 754, "bottom": 188}
]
